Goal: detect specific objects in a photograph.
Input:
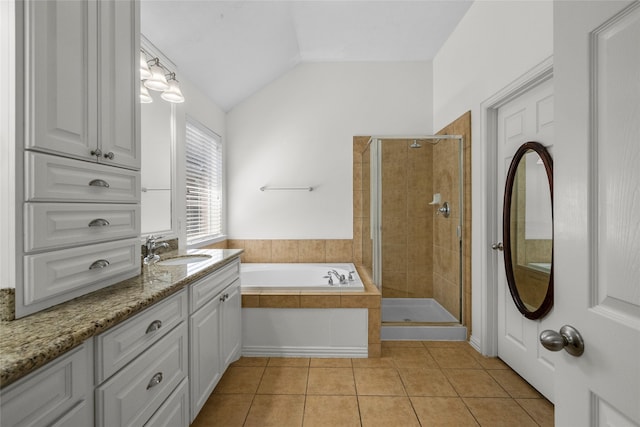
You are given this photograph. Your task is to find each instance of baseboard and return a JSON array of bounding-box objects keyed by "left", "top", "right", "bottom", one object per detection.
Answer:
[
  {"left": 381, "top": 325, "right": 467, "bottom": 341},
  {"left": 242, "top": 345, "right": 368, "bottom": 358},
  {"left": 469, "top": 334, "right": 482, "bottom": 354}
]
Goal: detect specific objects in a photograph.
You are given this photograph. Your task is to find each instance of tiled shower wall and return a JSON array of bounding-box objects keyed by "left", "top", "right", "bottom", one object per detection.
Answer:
[
  {"left": 379, "top": 140, "right": 435, "bottom": 299},
  {"left": 352, "top": 111, "right": 472, "bottom": 332},
  {"left": 435, "top": 111, "right": 472, "bottom": 330}
]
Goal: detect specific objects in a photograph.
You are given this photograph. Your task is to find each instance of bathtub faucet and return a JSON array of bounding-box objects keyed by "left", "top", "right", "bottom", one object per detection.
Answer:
[{"left": 328, "top": 270, "right": 347, "bottom": 285}]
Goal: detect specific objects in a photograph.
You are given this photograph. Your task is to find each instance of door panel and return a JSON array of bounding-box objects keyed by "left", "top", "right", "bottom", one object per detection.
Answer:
[
  {"left": 25, "top": 0, "right": 97, "bottom": 159},
  {"left": 553, "top": 1, "right": 639, "bottom": 425},
  {"left": 497, "top": 77, "right": 556, "bottom": 401}
]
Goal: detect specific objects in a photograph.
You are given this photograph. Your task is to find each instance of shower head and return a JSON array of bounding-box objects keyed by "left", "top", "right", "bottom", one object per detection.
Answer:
[{"left": 409, "top": 140, "right": 422, "bottom": 148}]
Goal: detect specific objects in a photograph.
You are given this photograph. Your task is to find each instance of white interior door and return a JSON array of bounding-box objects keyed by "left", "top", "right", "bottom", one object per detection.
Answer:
[
  {"left": 496, "top": 77, "right": 556, "bottom": 402},
  {"left": 553, "top": 1, "right": 640, "bottom": 425}
]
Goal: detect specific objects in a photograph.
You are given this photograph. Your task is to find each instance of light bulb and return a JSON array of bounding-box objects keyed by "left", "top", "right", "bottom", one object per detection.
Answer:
[
  {"left": 161, "top": 78, "right": 185, "bottom": 103},
  {"left": 140, "top": 85, "right": 153, "bottom": 103},
  {"left": 139, "top": 51, "right": 152, "bottom": 80},
  {"left": 144, "top": 60, "right": 169, "bottom": 91}
]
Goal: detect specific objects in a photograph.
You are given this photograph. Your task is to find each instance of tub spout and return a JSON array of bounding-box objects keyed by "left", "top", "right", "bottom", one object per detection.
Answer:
[{"left": 328, "top": 270, "right": 347, "bottom": 284}]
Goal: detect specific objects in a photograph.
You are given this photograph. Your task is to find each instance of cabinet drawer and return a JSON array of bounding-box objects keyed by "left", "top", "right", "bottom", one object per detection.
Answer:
[
  {"left": 144, "top": 378, "right": 189, "bottom": 427},
  {"left": 0, "top": 341, "right": 93, "bottom": 427},
  {"left": 25, "top": 151, "right": 140, "bottom": 203},
  {"left": 96, "top": 323, "right": 188, "bottom": 427},
  {"left": 24, "top": 203, "right": 140, "bottom": 252},
  {"left": 23, "top": 238, "right": 140, "bottom": 306},
  {"left": 190, "top": 258, "right": 240, "bottom": 312},
  {"left": 96, "top": 289, "right": 188, "bottom": 383}
]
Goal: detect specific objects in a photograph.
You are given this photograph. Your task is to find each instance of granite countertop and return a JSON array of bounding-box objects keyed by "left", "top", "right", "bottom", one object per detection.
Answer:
[{"left": 0, "top": 248, "right": 243, "bottom": 389}]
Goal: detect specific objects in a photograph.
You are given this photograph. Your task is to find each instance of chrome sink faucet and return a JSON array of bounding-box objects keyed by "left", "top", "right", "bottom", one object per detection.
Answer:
[{"left": 144, "top": 235, "right": 169, "bottom": 265}]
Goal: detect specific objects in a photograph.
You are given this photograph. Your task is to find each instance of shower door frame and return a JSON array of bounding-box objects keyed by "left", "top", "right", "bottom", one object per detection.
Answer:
[{"left": 369, "top": 134, "right": 465, "bottom": 324}]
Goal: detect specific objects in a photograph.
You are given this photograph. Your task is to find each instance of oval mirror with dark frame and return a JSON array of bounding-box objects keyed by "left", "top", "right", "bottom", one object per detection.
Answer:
[{"left": 503, "top": 141, "right": 553, "bottom": 320}]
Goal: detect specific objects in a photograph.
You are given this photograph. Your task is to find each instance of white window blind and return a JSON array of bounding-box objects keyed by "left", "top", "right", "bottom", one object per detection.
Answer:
[{"left": 185, "top": 118, "right": 223, "bottom": 245}]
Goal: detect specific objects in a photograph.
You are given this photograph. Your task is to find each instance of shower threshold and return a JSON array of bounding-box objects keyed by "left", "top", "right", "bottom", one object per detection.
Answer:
[{"left": 381, "top": 298, "right": 467, "bottom": 341}]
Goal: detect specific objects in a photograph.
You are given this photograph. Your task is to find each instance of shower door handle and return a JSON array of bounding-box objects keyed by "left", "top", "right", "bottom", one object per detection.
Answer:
[{"left": 491, "top": 242, "right": 504, "bottom": 251}]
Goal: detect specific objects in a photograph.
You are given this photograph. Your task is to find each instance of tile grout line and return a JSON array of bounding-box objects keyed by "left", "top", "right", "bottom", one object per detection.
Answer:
[{"left": 243, "top": 357, "right": 270, "bottom": 427}]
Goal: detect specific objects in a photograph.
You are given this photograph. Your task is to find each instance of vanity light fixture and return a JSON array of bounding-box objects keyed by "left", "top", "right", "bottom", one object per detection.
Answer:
[
  {"left": 139, "top": 51, "right": 152, "bottom": 79},
  {"left": 144, "top": 57, "right": 170, "bottom": 91},
  {"left": 139, "top": 50, "right": 186, "bottom": 104},
  {"left": 161, "top": 73, "right": 185, "bottom": 103},
  {"left": 140, "top": 85, "right": 153, "bottom": 103}
]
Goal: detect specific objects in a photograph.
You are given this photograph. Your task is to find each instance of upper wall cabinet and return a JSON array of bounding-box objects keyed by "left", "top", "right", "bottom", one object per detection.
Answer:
[{"left": 24, "top": 0, "right": 140, "bottom": 170}]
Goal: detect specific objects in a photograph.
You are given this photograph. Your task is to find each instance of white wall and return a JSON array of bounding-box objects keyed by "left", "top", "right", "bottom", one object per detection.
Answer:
[
  {"left": 227, "top": 62, "right": 433, "bottom": 239},
  {"left": 432, "top": 0, "right": 553, "bottom": 352}
]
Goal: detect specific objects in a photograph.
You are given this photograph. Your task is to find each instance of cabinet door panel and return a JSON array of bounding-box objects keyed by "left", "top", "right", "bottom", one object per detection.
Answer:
[
  {"left": 0, "top": 342, "right": 92, "bottom": 427},
  {"left": 190, "top": 259, "right": 240, "bottom": 312},
  {"left": 221, "top": 281, "right": 242, "bottom": 369},
  {"left": 143, "top": 378, "right": 189, "bottom": 427},
  {"left": 96, "top": 323, "right": 188, "bottom": 427},
  {"left": 98, "top": 0, "right": 139, "bottom": 169},
  {"left": 25, "top": 152, "right": 140, "bottom": 203},
  {"left": 25, "top": 0, "right": 97, "bottom": 160},
  {"left": 189, "top": 296, "right": 222, "bottom": 422},
  {"left": 96, "top": 290, "right": 188, "bottom": 383},
  {"left": 24, "top": 203, "right": 140, "bottom": 252},
  {"left": 23, "top": 237, "right": 140, "bottom": 306}
]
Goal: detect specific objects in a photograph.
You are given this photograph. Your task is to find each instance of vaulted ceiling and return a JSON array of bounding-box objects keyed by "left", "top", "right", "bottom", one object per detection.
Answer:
[{"left": 141, "top": 1, "right": 473, "bottom": 112}]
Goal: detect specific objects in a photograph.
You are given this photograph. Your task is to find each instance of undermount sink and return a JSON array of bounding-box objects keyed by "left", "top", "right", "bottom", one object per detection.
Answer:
[{"left": 157, "top": 255, "right": 212, "bottom": 266}]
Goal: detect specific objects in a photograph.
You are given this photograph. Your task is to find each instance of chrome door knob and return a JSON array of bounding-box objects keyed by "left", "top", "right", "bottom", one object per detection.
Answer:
[
  {"left": 540, "top": 325, "right": 585, "bottom": 357},
  {"left": 491, "top": 242, "right": 504, "bottom": 251}
]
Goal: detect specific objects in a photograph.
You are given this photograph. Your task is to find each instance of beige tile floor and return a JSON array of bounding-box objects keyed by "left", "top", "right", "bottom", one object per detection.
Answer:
[{"left": 191, "top": 341, "right": 554, "bottom": 427}]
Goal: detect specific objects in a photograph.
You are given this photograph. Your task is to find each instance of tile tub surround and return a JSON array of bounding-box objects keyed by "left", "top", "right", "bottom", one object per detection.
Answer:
[
  {"left": 0, "top": 248, "right": 243, "bottom": 388},
  {"left": 241, "top": 264, "right": 382, "bottom": 357},
  {"left": 226, "top": 239, "right": 354, "bottom": 263}
]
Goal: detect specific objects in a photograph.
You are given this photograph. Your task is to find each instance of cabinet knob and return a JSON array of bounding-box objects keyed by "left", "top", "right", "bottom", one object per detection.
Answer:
[
  {"left": 103, "top": 151, "right": 115, "bottom": 160},
  {"left": 88, "top": 179, "right": 110, "bottom": 188},
  {"left": 145, "top": 320, "right": 162, "bottom": 334},
  {"left": 146, "top": 372, "right": 163, "bottom": 390},
  {"left": 89, "top": 259, "right": 110, "bottom": 270},
  {"left": 88, "top": 218, "right": 110, "bottom": 227},
  {"left": 90, "top": 148, "right": 103, "bottom": 158}
]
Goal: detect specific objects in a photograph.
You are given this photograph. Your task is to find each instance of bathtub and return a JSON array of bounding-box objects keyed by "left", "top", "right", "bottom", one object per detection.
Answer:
[{"left": 240, "top": 263, "right": 365, "bottom": 292}]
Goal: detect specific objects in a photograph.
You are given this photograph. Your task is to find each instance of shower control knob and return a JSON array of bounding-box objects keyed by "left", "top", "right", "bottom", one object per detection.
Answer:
[{"left": 491, "top": 242, "right": 504, "bottom": 251}]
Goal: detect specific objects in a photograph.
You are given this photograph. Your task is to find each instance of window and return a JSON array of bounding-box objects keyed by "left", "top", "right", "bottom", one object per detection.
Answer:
[{"left": 185, "top": 117, "right": 223, "bottom": 246}]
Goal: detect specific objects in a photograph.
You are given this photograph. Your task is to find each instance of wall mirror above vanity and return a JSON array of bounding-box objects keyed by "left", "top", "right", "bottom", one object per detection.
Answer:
[
  {"left": 502, "top": 141, "right": 554, "bottom": 320},
  {"left": 140, "top": 36, "right": 178, "bottom": 239}
]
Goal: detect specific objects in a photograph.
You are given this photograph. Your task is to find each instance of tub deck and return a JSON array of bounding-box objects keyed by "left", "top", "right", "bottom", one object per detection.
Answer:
[{"left": 240, "top": 264, "right": 381, "bottom": 357}]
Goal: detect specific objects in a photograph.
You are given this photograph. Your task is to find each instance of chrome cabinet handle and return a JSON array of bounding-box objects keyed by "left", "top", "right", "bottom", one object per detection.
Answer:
[
  {"left": 145, "top": 320, "right": 162, "bottom": 334},
  {"left": 88, "top": 179, "right": 110, "bottom": 188},
  {"left": 89, "top": 259, "right": 110, "bottom": 270},
  {"left": 220, "top": 295, "right": 226, "bottom": 302},
  {"left": 90, "top": 148, "right": 103, "bottom": 157},
  {"left": 88, "top": 218, "right": 110, "bottom": 227},
  {"left": 146, "top": 372, "right": 163, "bottom": 390},
  {"left": 540, "top": 325, "right": 584, "bottom": 357},
  {"left": 491, "top": 242, "right": 504, "bottom": 251},
  {"left": 103, "top": 152, "right": 115, "bottom": 160}
]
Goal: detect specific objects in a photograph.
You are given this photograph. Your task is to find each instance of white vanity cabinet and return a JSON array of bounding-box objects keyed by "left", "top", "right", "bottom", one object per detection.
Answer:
[
  {"left": 14, "top": 0, "right": 142, "bottom": 319},
  {"left": 0, "top": 341, "right": 94, "bottom": 427},
  {"left": 189, "top": 259, "right": 242, "bottom": 422},
  {"left": 23, "top": 0, "right": 139, "bottom": 169},
  {"left": 18, "top": 151, "right": 142, "bottom": 317},
  {"left": 95, "top": 289, "right": 189, "bottom": 427}
]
